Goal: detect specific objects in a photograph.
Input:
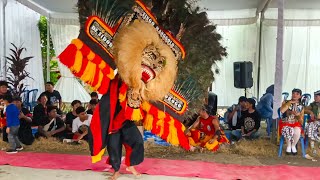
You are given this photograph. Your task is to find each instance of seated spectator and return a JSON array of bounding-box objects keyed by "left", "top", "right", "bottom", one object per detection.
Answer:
[
  {"left": 225, "top": 96, "right": 247, "bottom": 130},
  {"left": 40, "top": 82, "right": 62, "bottom": 114},
  {"left": 185, "top": 105, "right": 229, "bottom": 152},
  {"left": 304, "top": 90, "right": 320, "bottom": 156},
  {"left": 90, "top": 92, "right": 99, "bottom": 101},
  {"left": 239, "top": 98, "right": 260, "bottom": 140},
  {"left": 32, "top": 94, "right": 48, "bottom": 126},
  {"left": 37, "top": 106, "right": 66, "bottom": 140},
  {"left": 256, "top": 85, "right": 274, "bottom": 136},
  {"left": 72, "top": 106, "right": 92, "bottom": 141},
  {"left": 0, "top": 81, "right": 12, "bottom": 142},
  {"left": 280, "top": 88, "right": 304, "bottom": 155},
  {"left": 86, "top": 99, "right": 98, "bottom": 115},
  {"left": 65, "top": 100, "right": 81, "bottom": 138},
  {"left": 13, "top": 97, "right": 34, "bottom": 145}
]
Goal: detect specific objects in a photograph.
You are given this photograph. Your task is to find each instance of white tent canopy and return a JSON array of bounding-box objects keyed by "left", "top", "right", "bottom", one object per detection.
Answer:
[
  {"left": 10, "top": 0, "right": 320, "bottom": 107},
  {"left": 0, "top": 0, "right": 44, "bottom": 94}
]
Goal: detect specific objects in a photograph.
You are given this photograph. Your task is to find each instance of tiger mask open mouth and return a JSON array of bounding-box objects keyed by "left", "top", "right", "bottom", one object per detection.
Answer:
[{"left": 113, "top": 20, "right": 177, "bottom": 103}]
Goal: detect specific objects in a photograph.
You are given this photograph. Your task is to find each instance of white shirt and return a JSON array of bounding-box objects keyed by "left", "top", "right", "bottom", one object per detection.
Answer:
[{"left": 72, "top": 114, "right": 92, "bottom": 133}]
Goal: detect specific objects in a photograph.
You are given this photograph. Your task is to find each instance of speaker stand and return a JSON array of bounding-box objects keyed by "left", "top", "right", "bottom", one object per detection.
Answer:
[{"left": 244, "top": 88, "right": 247, "bottom": 98}]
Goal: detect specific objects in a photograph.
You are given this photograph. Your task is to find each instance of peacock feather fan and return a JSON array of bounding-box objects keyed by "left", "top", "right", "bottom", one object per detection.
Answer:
[
  {"left": 77, "top": 0, "right": 135, "bottom": 30},
  {"left": 144, "top": 0, "right": 227, "bottom": 115}
]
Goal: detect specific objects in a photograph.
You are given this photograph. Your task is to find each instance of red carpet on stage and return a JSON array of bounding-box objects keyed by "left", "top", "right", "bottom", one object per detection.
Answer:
[{"left": 0, "top": 151, "right": 319, "bottom": 180}]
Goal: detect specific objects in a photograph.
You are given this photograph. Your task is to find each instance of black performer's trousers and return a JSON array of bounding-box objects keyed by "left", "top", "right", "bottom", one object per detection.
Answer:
[{"left": 107, "top": 120, "right": 144, "bottom": 172}]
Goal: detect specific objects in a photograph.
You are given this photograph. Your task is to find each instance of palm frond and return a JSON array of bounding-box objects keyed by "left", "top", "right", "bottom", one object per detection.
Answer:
[{"left": 5, "top": 43, "right": 34, "bottom": 97}]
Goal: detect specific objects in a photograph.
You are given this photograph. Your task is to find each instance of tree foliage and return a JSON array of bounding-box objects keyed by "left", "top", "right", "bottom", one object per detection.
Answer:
[
  {"left": 50, "top": 60, "right": 60, "bottom": 84},
  {"left": 37, "top": 16, "right": 57, "bottom": 83}
]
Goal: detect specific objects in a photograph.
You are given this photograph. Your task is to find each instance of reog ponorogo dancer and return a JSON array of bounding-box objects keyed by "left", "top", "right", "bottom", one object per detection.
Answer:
[{"left": 59, "top": 0, "right": 190, "bottom": 179}]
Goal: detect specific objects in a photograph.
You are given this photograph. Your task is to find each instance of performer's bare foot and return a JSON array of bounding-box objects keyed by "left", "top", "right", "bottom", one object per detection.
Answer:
[
  {"left": 126, "top": 166, "right": 141, "bottom": 178},
  {"left": 109, "top": 171, "right": 120, "bottom": 180}
]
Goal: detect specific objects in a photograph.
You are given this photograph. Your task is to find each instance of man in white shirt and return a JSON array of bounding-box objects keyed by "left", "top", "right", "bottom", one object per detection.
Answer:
[{"left": 72, "top": 106, "right": 92, "bottom": 141}]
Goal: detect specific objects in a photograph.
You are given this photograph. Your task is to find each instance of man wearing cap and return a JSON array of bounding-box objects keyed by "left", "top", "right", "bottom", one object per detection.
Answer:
[
  {"left": 304, "top": 90, "right": 320, "bottom": 156},
  {"left": 185, "top": 105, "right": 229, "bottom": 152},
  {"left": 239, "top": 98, "right": 261, "bottom": 139},
  {"left": 280, "top": 88, "right": 304, "bottom": 155}
]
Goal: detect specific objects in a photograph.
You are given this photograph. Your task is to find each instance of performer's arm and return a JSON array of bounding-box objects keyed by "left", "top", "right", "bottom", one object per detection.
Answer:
[
  {"left": 185, "top": 117, "right": 200, "bottom": 134},
  {"left": 280, "top": 100, "right": 292, "bottom": 114},
  {"left": 76, "top": 130, "right": 88, "bottom": 141},
  {"left": 304, "top": 106, "right": 314, "bottom": 120},
  {"left": 209, "top": 116, "right": 220, "bottom": 143},
  {"left": 189, "top": 117, "right": 200, "bottom": 130},
  {"left": 227, "top": 106, "right": 238, "bottom": 121},
  {"left": 50, "top": 122, "right": 66, "bottom": 136}
]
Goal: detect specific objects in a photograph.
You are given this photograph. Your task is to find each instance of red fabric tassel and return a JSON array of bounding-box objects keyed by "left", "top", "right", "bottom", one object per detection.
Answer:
[
  {"left": 92, "top": 55, "right": 102, "bottom": 65},
  {"left": 90, "top": 104, "right": 103, "bottom": 155},
  {"left": 97, "top": 77, "right": 110, "bottom": 95},
  {"left": 124, "top": 106, "right": 134, "bottom": 120},
  {"left": 74, "top": 58, "right": 89, "bottom": 77},
  {"left": 92, "top": 66, "right": 101, "bottom": 87},
  {"left": 150, "top": 107, "right": 161, "bottom": 135},
  {"left": 161, "top": 115, "right": 170, "bottom": 141},
  {"left": 80, "top": 43, "right": 91, "bottom": 57},
  {"left": 119, "top": 83, "right": 128, "bottom": 95},
  {"left": 58, "top": 44, "right": 77, "bottom": 68},
  {"left": 101, "top": 66, "right": 111, "bottom": 75},
  {"left": 174, "top": 119, "right": 190, "bottom": 150}
]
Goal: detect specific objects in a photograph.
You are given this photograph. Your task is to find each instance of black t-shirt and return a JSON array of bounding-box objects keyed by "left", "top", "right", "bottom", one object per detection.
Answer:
[
  {"left": 40, "top": 90, "right": 61, "bottom": 106},
  {"left": 65, "top": 111, "right": 77, "bottom": 128},
  {"left": 32, "top": 104, "right": 47, "bottom": 126},
  {"left": 40, "top": 117, "right": 65, "bottom": 132},
  {"left": 18, "top": 107, "right": 34, "bottom": 145},
  {"left": 239, "top": 110, "right": 261, "bottom": 134},
  {"left": 20, "top": 107, "right": 32, "bottom": 128}
]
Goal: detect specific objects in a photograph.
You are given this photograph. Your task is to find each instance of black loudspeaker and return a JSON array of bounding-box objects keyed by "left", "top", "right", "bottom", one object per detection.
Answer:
[
  {"left": 208, "top": 92, "right": 218, "bottom": 115},
  {"left": 233, "top": 61, "right": 253, "bottom": 88}
]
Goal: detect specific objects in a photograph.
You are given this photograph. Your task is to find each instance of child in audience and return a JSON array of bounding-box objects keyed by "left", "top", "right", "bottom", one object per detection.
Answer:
[
  {"left": 86, "top": 99, "right": 98, "bottom": 115},
  {"left": 65, "top": 100, "right": 81, "bottom": 138},
  {"left": 13, "top": 97, "right": 34, "bottom": 145},
  {"left": 3, "top": 95, "right": 23, "bottom": 154},
  {"left": 72, "top": 106, "right": 92, "bottom": 141}
]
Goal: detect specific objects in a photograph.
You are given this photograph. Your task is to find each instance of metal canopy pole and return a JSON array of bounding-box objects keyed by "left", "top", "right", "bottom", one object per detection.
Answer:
[
  {"left": 256, "top": 0, "right": 272, "bottom": 99},
  {"left": 46, "top": 15, "right": 50, "bottom": 82},
  {"left": 2, "top": 0, "right": 7, "bottom": 79},
  {"left": 257, "top": 15, "right": 263, "bottom": 99},
  {"left": 272, "top": 0, "right": 284, "bottom": 143},
  {"left": 273, "top": 0, "right": 284, "bottom": 119}
]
